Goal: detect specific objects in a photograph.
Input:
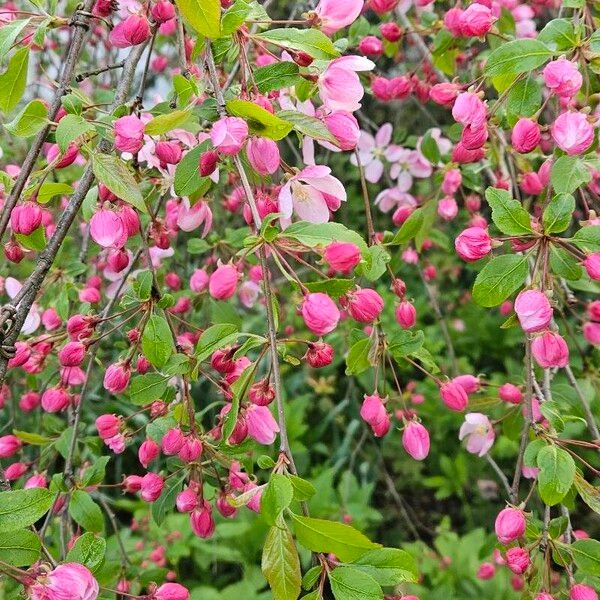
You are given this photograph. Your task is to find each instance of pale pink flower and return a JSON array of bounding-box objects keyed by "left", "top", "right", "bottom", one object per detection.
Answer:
[
  {"left": 551, "top": 112, "right": 594, "bottom": 155},
  {"left": 314, "top": 0, "right": 363, "bottom": 35},
  {"left": 318, "top": 56, "right": 375, "bottom": 112},
  {"left": 351, "top": 123, "right": 392, "bottom": 183},
  {"left": 386, "top": 146, "right": 432, "bottom": 189},
  {"left": 176, "top": 199, "right": 212, "bottom": 237},
  {"left": 246, "top": 404, "right": 280, "bottom": 445},
  {"left": 459, "top": 412, "right": 495, "bottom": 456}
]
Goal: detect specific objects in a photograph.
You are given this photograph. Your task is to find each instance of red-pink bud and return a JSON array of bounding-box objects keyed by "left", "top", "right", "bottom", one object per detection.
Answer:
[
  {"left": 531, "top": 330, "right": 569, "bottom": 368},
  {"left": 323, "top": 241, "right": 361, "bottom": 274},
  {"left": 304, "top": 341, "right": 334, "bottom": 368},
  {"left": 150, "top": 0, "right": 175, "bottom": 23},
  {"left": 95, "top": 414, "right": 121, "bottom": 440},
  {"left": 10, "top": 202, "right": 43, "bottom": 235},
  {"left": 514, "top": 289, "right": 553, "bottom": 333},
  {"left": 138, "top": 439, "right": 159, "bottom": 468},
  {"left": 379, "top": 22, "right": 402, "bottom": 42},
  {"left": 103, "top": 361, "right": 131, "bottom": 394},
  {"left": 190, "top": 501, "right": 215, "bottom": 538},
  {"left": 346, "top": 288, "right": 384, "bottom": 323},
  {"left": 199, "top": 150, "right": 219, "bottom": 177},
  {"left": 402, "top": 421, "right": 430, "bottom": 460},
  {"left": 176, "top": 489, "right": 198, "bottom": 513},
  {"left": 140, "top": 472, "right": 164, "bottom": 502},
  {"left": 506, "top": 547, "right": 530, "bottom": 575},
  {"left": 301, "top": 293, "right": 340, "bottom": 335},
  {"left": 0, "top": 434, "right": 22, "bottom": 458},
  {"left": 395, "top": 301, "right": 416, "bottom": 329},
  {"left": 209, "top": 264, "right": 239, "bottom": 300},
  {"left": 439, "top": 381, "right": 468, "bottom": 411},
  {"left": 58, "top": 341, "right": 86, "bottom": 367},
  {"left": 495, "top": 507, "right": 526, "bottom": 544},
  {"left": 161, "top": 428, "right": 185, "bottom": 455},
  {"left": 512, "top": 118, "right": 541, "bottom": 153}
]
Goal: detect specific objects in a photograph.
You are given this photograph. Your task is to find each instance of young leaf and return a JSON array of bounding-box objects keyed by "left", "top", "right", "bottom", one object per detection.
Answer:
[
  {"left": 255, "top": 28, "right": 340, "bottom": 60},
  {"left": 572, "top": 225, "right": 600, "bottom": 253},
  {"left": 551, "top": 156, "right": 591, "bottom": 194},
  {"left": 173, "top": 140, "right": 211, "bottom": 197},
  {"left": 254, "top": 63, "right": 301, "bottom": 94},
  {"left": 175, "top": 0, "right": 221, "bottom": 38},
  {"left": 350, "top": 548, "right": 418, "bottom": 586},
  {"left": 226, "top": 99, "right": 293, "bottom": 140},
  {"left": 128, "top": 373, "right": 169, "bottom": 405},
  {"left": 195, "top": 323, "right": 240, "bottom": 363},
  {"left": 261, "top": 474, "right": 294, "bottom": 526},
  {"left": 144, "top": 110, "right": 191, "bottom": 135},
  {"left": 543, "top": 193, "right": 574, "bottom": 234},
  {"left": 0, "top": 47, "right": 29, "bottom": 112},
  {"left": 0, "top": 18, "right": 31, "bottom": 62},
  {"left": 66, "top": 532, "right": 106, "bottom": 572},
  {"left": 69, "top": 490, "right": 104, "bottom": 532},
  {"left": 277, "top": 110, "right": 338, "bottom": 144},
  {"left": 153, "top": 475, "right": 185, "bottom": 526},
  {"left": 283, "top": 221, "right": 368, "bottom": 254},
  {"left": 5, "top": 99, "right": 48, "bottom": 137},
  {"left": 55, "top": 114, "right": 95, "bottom": 151},
  {"left": 570, "top": 539, "right": 600, "bottom": 576}
]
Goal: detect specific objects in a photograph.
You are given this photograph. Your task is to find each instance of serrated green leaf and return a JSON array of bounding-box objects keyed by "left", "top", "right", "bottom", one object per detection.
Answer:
[
  {"left": 484, "top": 39, "right": 552, "bottom": 77},
  {"left": 472, "top": 254, "right": 529, "bottom": 307},
  {"left": 92, "top": 153, "right": 146, "bottom": 213},
  {"left": 4, "top": 99, "right": 47, "bottom": 137},
  {"left": 175, "top": 0, "right": 221, "bottom": 37}
]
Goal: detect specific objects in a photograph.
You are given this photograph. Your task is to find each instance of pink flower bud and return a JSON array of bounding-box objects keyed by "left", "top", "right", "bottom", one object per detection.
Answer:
[
  {"left": 90, "top": 209, "right": 127, "bottom": 248},
  {"left": 8, "top": 341, "right": 31, "bottom": 368},
  {"left": 41, "top": 386, "right": 71, "bottom": 412},
  {"left": 10, "top": 201, "right": 42, "bottom": 235},
  {"left": 140, "top": 472, "right": 164, "bottom": 502},
  {"left": 42, "top": 307, "right": 62, "bottom": 331},
  {"left": 379, "top": 22, "right": 402, "bottom": 42},
  {"left": 190, "top": 501, "right": 215, "bottom": 538},
  {"left": 512, "top": 118, "right": 541, "bottom": 153},
  {"left": 570, "top": 584, "right": 598, "bottom": 600},
  {"left": 103, "top": 361, "right": 131, "bottom": 394},
  {"left": 314, "top": 0, "right": 363, "bottom": 34},
  {"left": 199, "top": 150, "right": 219, "bottom": 176},
  {"left": 521, "top": 172, "right": 544, "bottom": 196},
  {"left": 210, "top": 117, "right": 248, "bottom": 155},
  {"left": 583, "top": 321, "right": 600, "bottom": 345},
  {"left": 155, "top": 141, "right": 182, "bottom": 165},
  {"left": 395, "top": 301, "right": 416, "bottom": 329},
  {"left": 109, "top": 14, "right": 151, "bottom": 48},
  {"left": 452, "top": 374, "right": 480, "bottom": 394},
  {"left": 452, "top": 92, "right": 487, "bottom": 129},
  {"left": 514, "top": 289, "right": 553, "bottom": 333},
  {"left": 67, "top": 314, "right": 96, "bottom": 340},
  {"left": 123, "top": 475, "right": 143, "bottom": 492},
  {"left": 543, "top": 58, "right": 582, "bottom": 98},
  {"left": 161, "top": 428, "right": 185, "bottom": 455},
  {"left": 372, "top": 77, "right": 393, "bottom": 101},
  {"left": 360, "top": 394, "right": 391, "bottom": 437},
  {"left": 460, "top": 3, "right": 495, "bottom": 36},
  {"left": 324, "top": 111, "right": 360, "bottom": 151},
  {"left": 531, "top": 330, "right": 569, "bottom": 368},
  {"left": 58, "top": 341, "right": 86, "bottom": 367},
  {"left": 155, "top": 582, "right": 190, "bottom": 600},
  {"left": 506, "top": 547, "right": 530, "bottom": 575},
  {"left": 536, "top": 594, "right": 554, "bottom": 600},
  {"left": 442, "top": 169, "right": 462, "bottom": 195},
  {"left": 444, "top": 7, "right": 464, "bottom": 35},
  {"left": 246, "top": 404, "right": 280, "bottom": 445},
  {"left": 477, "top": 562, "right": 495, "bottom": 580},
  {"left": 369, "top": 0, "right": 398, "bottom": 14},
  {"left": 439, "top": 381, "right": 468, "bottom": 411},
  {"left": 584, "top": 253, "right": 600, "bottom": 280},
  {"left": 304, "top": 341, "right": 334, "bottom": 368},
  {"left": 0, "top": 434, "right": 21, "bottom": 458},
  {"left": 139, "top": 439, "right": 159, "bottom": 468},
  {"left": 301, "top": 293, "right": 340, "bottom": 335},
  {"left": 178, "top": 437, "right": 202, "bottom": 462},
  {"left": 438, "top": 196, "right": 458, "bottom": 221},
  {"left": 19, "top": 391, "right": 39, "bottom": 412},
  {"left": 95, "top": 414, "right": 121, "bottom": 440},
  {"left": 551, "top": 112, "right": 594, "bottom": 156},
  {"left": 114, "top": 114, "right": 145, "bottom": 153},
  {"left": 495, "top": 507, "right": 526, "bottom": 544},
  {"left": 402, "top": 421, "right": 430, "bottom": 460},
  {"left": 150, "top": 1, "right": 175, "bottom": 23},
  {"left": 4, "top": 240, "right": 24, "bottom": 263},
  {"left": 461, "top": 124, "right": 489, "bottom": 150},
  {"left": 176, "top": 489, "right": 198, "bottom": 513},
  {"left": 323, "top": 241, "right": 361, "bottom": 274},
  {"left": 190, "top": 268, "right": 209, "bottom": 293},
  {"left": 217, "top": 492, "right": 237, "bottom": 518},
  {"left": 209, "top": 264, "right": 238, "bottom": 300},
  {"left": 359, "top": 35, "right": 384, "bottom": 56},
  {"left": 246, "top": 137, "right": 280, "bottom": 175},
  {"left": 455, "top": 227, "right": 492, "bottom": 262},
  {"left": 5, "top": 462, "right": 28, "bottom": 480},
  {"left": 346, "top": 288, "right": 384, "bottom": 323},
  {"left": 27, "top": 563, "right": 99, "bottom": 600},
  {"left": 429, "top": 82, "right": 460, "bottom": 106},
  {"left": 499, "top": 383, "right": 523, "bottom": 404},
  {"left": 249, "top": 379, "right": 275, "bottom": 406}
]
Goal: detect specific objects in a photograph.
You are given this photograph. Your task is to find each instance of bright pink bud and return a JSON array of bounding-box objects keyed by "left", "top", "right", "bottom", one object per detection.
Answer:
[
  {"left": 304, "top": 341, "right": 334, "bottom": 368},
  {"left": 442, "top": 169, "right": 462, "bottom": 195},
  {"left": 323, "top": 241, "right": 361, "bottom": 273},
  {"left": 90, "top": 209, "right": 127, "bottom": 248},
  {"left": 178, "top": 437, "right": 202, "bottom": 462},
  {"left": 42, "top": 307, "right": 62, "bottom": 331},
  {"left": 514, "top": 289, "right": 553, "bottom": 333},
  {"left": 155, "top": 582, "right": 190, "bottom": 600},
  {"left": 583, "top": 321, "right": 600, "bottom": 345},
  {"left": 4, "top": 240, "right": 24, "bottom": 263},
  {"left": 5, "top": 462, "right": 28, "bottom": 480},
  {"left": 139, "top": 439, "right": 159, "bottom": 468},
  {"left": 103, "top": 361, "right": 131, "bottom": 394},
  {"left": 359, "top": 35, "right": 384, "bottom": 56},
  {"left": 531, "top": 330, "right": 569, "bottom": 368},
  {"left": 402, "top": 421, "right": 430, "bottom": 460},
  {"left": 246, "top": 404, "right": 280, "bottom": 445},
  {"left": 123, "top": 475, "right": 143, "bottom": 492},
  {"left": 155, "top": 141, "right": 182, "bottom": 165},
  {"left": 452, "top": 374, "right": 480, "bottom": 395},
  {"left": 190, "top": 501, "right": 215, "bottom": 538},
  {"left": 460, "top": 3, "right": 495, "bottom": 36},
  {"left": 455, "top": 227, "right": 492, "bottom": 262},
  {"left": 506, "top": 547, "right": 530, "bottom": 575},
  {"left": 161, "top": 428, "right": 185, "bottom": 455},
  {"left": 95, "top": 414, "right": 120, "bottom": 440},
  {"left": 67, "top": 314, "right": 96, "bottom": 340},
  {"left": 140, "top": 472, "right": 164, "bottom": 502},
  {"left": 249, "top": 379, "right": 275, "bottom": 406},
  {"left": 461, "top": 124, "right": 488, "bottom": 150},
  {"left": 176, "top": 489, "right": 198, "bottom": 513},
  {"left": 543, "top": 58, "right": 582, "bottom": 98},
  {"left": 199, "top": 150, "right": 219, "bottom": 176},
  {"left": 209, "top": 264, "right": 238, "bottom": 300},
  {"left": 109, "top": 14, "right": 151, "bottom": 48},
  {"left": 0, "top": 434, "right": 21, "bottom": 458},
  {"left": 301, "top": 293, "right": 340, "bottom": 335},
  {"left": 150, "top": 0, "right": 175, "bottom": 23},
  {"left": 536, "top": 594, "right": 554, "bottom": 600},
  {"left": 8, "top": 341, "right": 31, "bottom": 368},
  {"left": 521, "top": 172, "right": 544, "bottom": 195},
  {"left": 10, "top": 201, "right": 42, "bottom": 235},
  {"left": 477, "top": 562, "right": 495, "bottom": 580},
  {"left": 58, "top": 341, "right": 86, "bottom": 367},
  {"left": 439, "top": 381, "right": 468, "bottom": 411},
  {"left": 495, "top": 507, "right": 526, "bottom": 544},
  {"left": 444, "top": 6, "right": 464, "bottom": 35},
  {"left": 217, "top": 492, "right": 237, "bottom": 518},
  {"left": 372, "top": 77, "right": 393, "bottom": 101},
  {"left": 190, "top": 268, "right": 209, "bottom": 293},
  {"left": 379, "top": 22, "right": 402, "bottom": 42},
  {"left": 395, "top": 301, "right": 416, "bottom": 329},
  {"left": 246, "top": 137, "right": 280, "bottom": 175},
  {"left": 512, "top": 118, "right": 541, "bottom": 153},
  {"left": 314, "top": 0, "right": 364, "bottom": 33},
  {"left": 41, "top": 386, "right": 71, "bottom": 412},
  {"left": 369, "top": 0, "right": 398, "bottom": 14},
  {"left": 429, "top": 82, "right": 460, "bottom": 106},
  {"left": 551, "top": 111, "right": 594, "bottom": 156},
  {"left": 499, "top": 383, "right": 523, "bottom": 404},
  {"left": 584, "top": 253, "right": 600, "bottom": 280},
  {"left": 210, "top": 117, "right": 248, "bottom": 155},
  {"left": 27, "top": 563, "right": 99, "bottom": 600},
  {"left": 452, "top": 92, "right": 487, "bottom": 129},
  {"left": 570, "top": 584, "right": 598, "bottom": 600},
  {"left": 346, "top": 288, "right": 384, "bottom": 323},
  {"left": 114, "top": 114, "right": 145, "bottom": 153},
  {"left": 360, "top": 394, "right": 391, "bottom": 437},
  {"left": 324, "top": 111, "right": 360, "bottom": 151}
]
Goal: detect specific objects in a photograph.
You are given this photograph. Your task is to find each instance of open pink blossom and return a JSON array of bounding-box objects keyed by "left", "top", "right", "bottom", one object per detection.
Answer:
[
  {"left": 459, "top": 412, "right": 495, "bottom": 456},
  {"left": 176, "top": 199, "right": 212, "bottom": 237},
  {"left": 28, "top": 563, "right": 99, "bottom": 600},
  {"left": 386, "top": 146, "right": 432, "bottom": 189},
  {"left": 551, "top": 112, "right": 594, "bottom": 156},
  {"left": 351, "top": 123, "right": 393, "bottom": 183},
  {"left": 314, "top": 0, "right": 363, "bottom": 35},
  {"left": 318, "top": 56, "right": 375, "bottom": 112},
  {"left": 210, "top": 117, "right": 248, "bottom": 155},
  {"left": 279, "top": 165, "right": 346, "bottom": 223}
]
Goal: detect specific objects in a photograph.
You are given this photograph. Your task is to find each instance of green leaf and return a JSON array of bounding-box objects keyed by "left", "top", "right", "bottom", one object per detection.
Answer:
[
  {"left": 82, "top": 456, "right": 110, "bottom": 487},
  {"left": 350, "top": 548, "right": 418, "bottom": 586},
  {"left": 549, "top": 246, "right": 582, "bottom": 281},
  {"left": 141, "top": 314, "right": 173, "bottom": 368},
  {"left": 12, "top": 430, "right": 52, "bottom": 445},
  {"left": 290, "top": 513, "right": 380, "bottom": 562},
  {"left": 4, "top": 99, "right": 47, "bottom": 137},
  {"left": 277, "top": 110, "right": 338, "bottom": 144},
  {"left": 543, "top": 193, "right": 574, "bottom": 233},
  {"left": 0, "top": 489, "right": 54, "bottom": 531},
  {"left": 329, "top": 567, "right": 383, "bottom": 600},
  {"left": 69, "top": 490, "right": 104, "bottom": 532},
  {"left": 221, "top": 0, "right": 253, "bottom": 36},
  {"left": 304, "top": 279, "right": 354, "bottom": 298},
  {"left": 55, "top": 114, "right": 94, "bottom": 152},
  {"left": 537, "top": 18, "right": 576, "bottom": 51},
  {"left": 387, "top": 330, "right": 424, "bottom": 361},
  {"left": 485, "top": 187, "right": 532, "bottom": 235},
  {"left": 92, "top": 153, "right": 146, "bottom": 213},
  {"left": 36, "top": 182, "right": 73, "bottom": 204},
  {"left": 195, "top": 323, "right": 239, "bottom": 363},
  {"left": 472, "top": 254, "right": 529, "bottom": 307},
  {"left": 283, "top": 221, "right": 368, "bottom": 254},
  {"left": 153, "top": 475, "right": 185, "bottom": 525},
  {"left": 506, "top": 75, "right": 542, "bottom": 123},
  {"left": 145, "top": 110, "right": 191, "bottom": 135},
  {"left": 254, "top": 63, "right": 301, "bottom": 94},
  {"left": 391, "top": 206, "right": 425, "bottom": 245},
  {"left": 223, "top": 362, "right": 255, "bottom": 442},
  {"left": 0, "top": 19, "right": 31, "bottom": 62},
  {"left": 261, "top": 519, "right": 302, "bottom": 600},
  {"left": 574, "top": 472, "right": 600, "bottom": 515},
  {"left": 227, "top": 99, "right": 293, "bottom": 140},
  {"left": 0, "top": 529, "right": 41, "bottom": 567},
  {"left": 0, "top": 47, "right": 29, "bottom": 112},
  {"left": 570, "top": 539, "right": 600, "bottom": 575},
  {"left": 345, "top": 338, "right": 373, "bottom": 376},
  {"left": 174, "top": 141, "right": 211, "bottom": 197},
  {"left": 288, "top": 475, "right": 316, "bottom": 501},
  {"left": 129, "top": 373, "right": 168, "bottom": 405},
  {"left": 255, "top": 28, "right": 340, "bottom": 60},
  {"left": 66, "top": 532, "right": 106, "bottom": 572},
  {"left": 15, "top": 226, "right": 46, "bottom": 252},
  {"left": 420, "top": 129, "right": 441, "bottom": 164},
  {"left": 484, "top": 39, "right": 552, "bottom": 76},
  {"left": 362, "top": 245, "right": 391, "bottom": 281},
  {"left": 175, "top": 0, "right": 221, "bottom": 37},
  {"left": 572, "top": 225, "right": 600, "bottom": 253},
  {"left": 536, "top": 445, "right": 576, "bottom": 506},
  {"left": 551, "top": 156, "right": 591, "bottom": 194},
  {"left": 261, "top": 474, "right": 293, "bottom": 526}
]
